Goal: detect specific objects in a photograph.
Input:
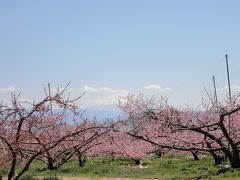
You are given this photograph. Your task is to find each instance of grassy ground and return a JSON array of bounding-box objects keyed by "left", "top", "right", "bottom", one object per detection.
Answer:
[{"left": 1, "top": 156, "right": 240, "bottom": 179}]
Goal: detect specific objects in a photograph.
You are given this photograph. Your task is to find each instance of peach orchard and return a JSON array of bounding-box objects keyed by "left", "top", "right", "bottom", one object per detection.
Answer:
[{"left": 1, "top": 85, "right": 240, "bottom": 180}]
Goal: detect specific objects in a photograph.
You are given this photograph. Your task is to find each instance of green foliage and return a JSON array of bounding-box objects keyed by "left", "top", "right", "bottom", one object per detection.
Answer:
[
  {"left": 0, "top": 168, "right": 8, "bottom": 176},
  {"left": 3, "top": 155, "right": 240, "bottom": 179}
]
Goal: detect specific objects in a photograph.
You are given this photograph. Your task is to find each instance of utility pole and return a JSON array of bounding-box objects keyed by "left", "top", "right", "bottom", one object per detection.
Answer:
[
  {"left": 212, "top": 75, "right": 218, "bottom": 107},
  {"left": 48, "top": 83, "right": 53, "bottom": 116},
  {"left": 226, "top": 54, "right": 232, "bottom": 103}
]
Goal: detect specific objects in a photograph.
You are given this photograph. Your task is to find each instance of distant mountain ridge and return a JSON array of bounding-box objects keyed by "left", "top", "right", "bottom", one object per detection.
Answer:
[
  {"left": 82, "top": 108, "right": 125, "bottom": 121},
  {"left": 51, "top": 108, "right": 125, "bottom": 122}
]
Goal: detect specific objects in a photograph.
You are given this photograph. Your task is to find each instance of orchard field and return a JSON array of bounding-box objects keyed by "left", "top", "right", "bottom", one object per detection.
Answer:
[
  {"left": 1, "top": 85, "right": 240, "bottom": 180},
  {"left": 1, "top": 0, "right": 240, "bottom": 179},
  {"left": 1, "top": 155, "right": 240, "bottom": 180}
]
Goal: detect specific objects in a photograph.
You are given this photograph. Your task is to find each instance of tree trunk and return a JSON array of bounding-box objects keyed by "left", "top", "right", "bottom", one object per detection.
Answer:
[
  {"left": 222, "top": 147, "right": 240, "bottom": 168},
  {"left": 133, "top": 159, "right": 141, "bottom": 165},
  {"left": 212, "top": 154, "right": 223, "bottom": 165},
  {"left": 205, "top": 140, "right": 223, "bottom": 165},
  {"left": 155, "top": 150, "right": 162, "bottom": 158},
  {"left": 191, "top": 151, "right": 199, "bottom": 161},
  {"left": 78, "top": 153, "right": 86, "bottom": 167},
  {"left": 47, "top": 157, "right": 56, "bottom": 170},
  {"left": 228, "top": 157, "right": 240, "bottom": 168},
  {"left": 228, "top": 149, "right": 240, "bottom": 168},
  {"left": 110, "top": 152, "right": 115, "bottom": 161},
  {"left": 8, "top": 154, "right": 17, "bottom": 180},
  {"left": 208, "top": 148, "right": 223, "bottom": 165}
]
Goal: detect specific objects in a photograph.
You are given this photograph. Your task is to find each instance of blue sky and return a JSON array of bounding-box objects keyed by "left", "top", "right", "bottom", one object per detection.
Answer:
[{"left": 0, "top": 1, "right": 240, "bottom": 109}]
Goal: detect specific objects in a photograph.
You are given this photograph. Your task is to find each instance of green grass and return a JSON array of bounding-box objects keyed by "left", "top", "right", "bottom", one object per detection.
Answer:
[
  {"left": 3, "top": 155, "right": 240, "bottom": 179},
  {"left": 19, "top": 175, "right": 37, "bottom": 180}
]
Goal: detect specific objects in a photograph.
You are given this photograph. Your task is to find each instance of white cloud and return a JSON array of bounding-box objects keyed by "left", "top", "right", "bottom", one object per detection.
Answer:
[
  {"left": 91, "top": 89, "right": 129, "bottom": 106},
  {"left": 81, "top": 85, "right": 98, "bottom": 92},
  {"left": 144, "top": 84, "right": 172, "bottom": 92},
  {"left": 80, "top": 86, "right": 130, "bottom": 107},
  {"left": 80, "top": 84, "right": 174, "bottom": 107},
  {"left": 0, "top": 86, "right": 16, "bottom": 93},
  {"left": 99, "top": 87, "right": 113, "bottom": 92}
]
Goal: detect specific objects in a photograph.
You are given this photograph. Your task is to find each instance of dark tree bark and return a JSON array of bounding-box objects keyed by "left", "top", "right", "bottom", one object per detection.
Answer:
[
  {"left": 78, "top": 153, "right": 87, "bottom": 167},
  {"left": 47, "top": 157, "right": 56, "bottom": 170},
  {"left": 155, "top": 149, "right": 162, "bottom": 158},
  {"left": 212, "top": 154, "right": 223, "bottom": 165},
  {"left": 133, "top": 159, "right": 141, "bottom": 165},
  {"left": 191, "top": 151, "right": 199, "bottom": 161}
]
